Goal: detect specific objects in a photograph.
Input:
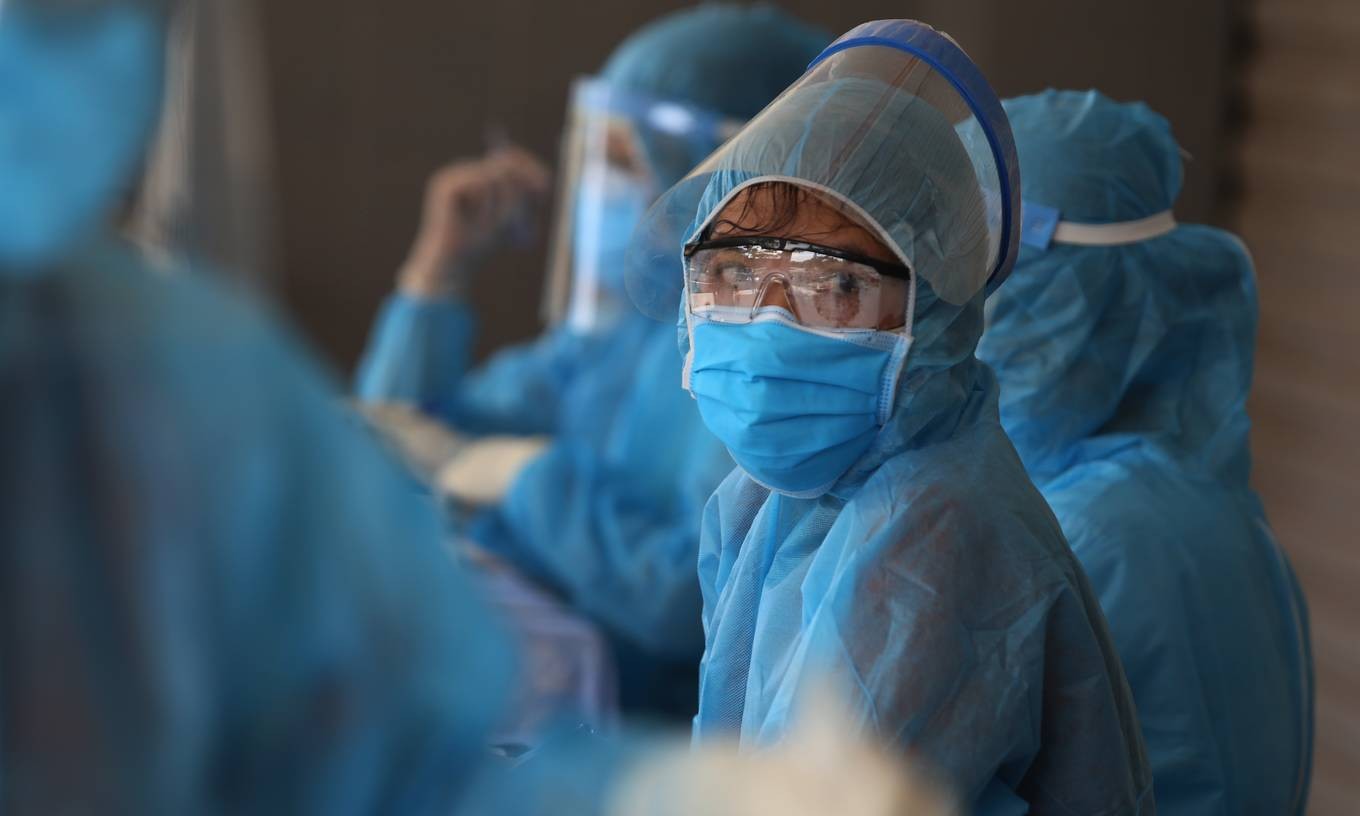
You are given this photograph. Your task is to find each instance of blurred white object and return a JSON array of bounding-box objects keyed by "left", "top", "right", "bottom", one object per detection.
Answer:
[
  {"left": 437, "top": 436, "right": 549, "bottom": 506},
  {"left": 130, "top": 0, "right": 275, "bottom": 285},
  {"left": 609, "top": 683, "right": 958, "bottom": 816},
  {"left": 353, "top": 401, "right": 546, "bottom": 506},
  {"left": 354, "top": 401, "right": 467, "bottom": 480}
]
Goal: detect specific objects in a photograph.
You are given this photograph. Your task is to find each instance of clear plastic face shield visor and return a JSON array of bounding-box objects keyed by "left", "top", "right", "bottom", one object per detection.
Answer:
[
  {"left": 540, "top": 76, "right": 742, "bottom": 333},
  {"left": 625, "top": 20, "right": 1021, "bottom": 336}
]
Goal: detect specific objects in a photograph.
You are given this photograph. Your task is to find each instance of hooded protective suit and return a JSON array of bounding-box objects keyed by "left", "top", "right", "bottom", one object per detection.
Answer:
[
  {"left": 631, "top": 22, "right": 1155, "bottom": 814},
  {"left": 978, "top": 89, "right": 1314, "bottom": 816}
]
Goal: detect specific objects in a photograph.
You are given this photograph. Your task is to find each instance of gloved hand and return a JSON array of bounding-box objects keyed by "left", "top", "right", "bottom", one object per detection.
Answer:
[{"left": 398, "top": 146, "right": 551, "bottom": 299}]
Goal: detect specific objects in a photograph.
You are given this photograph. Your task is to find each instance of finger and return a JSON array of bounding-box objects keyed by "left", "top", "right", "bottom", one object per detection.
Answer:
[
  {"left": 486, "top": 147, "right": 549, "bottom": 196},
  {"left": 464, "top": 176, "right": 502, "bottom": 235},
  {"left": 428, "top": 166, "right": 477, "bottom": 223},
  {"left": 501, "top": 148, "right": 552, "bottom": 198},
  {"left": 481, "top": 163, "right": 533, "bottom": 228}
]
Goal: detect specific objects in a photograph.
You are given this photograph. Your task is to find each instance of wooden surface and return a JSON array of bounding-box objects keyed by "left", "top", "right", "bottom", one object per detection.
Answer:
[{"left": 1234, "top": 1, "right": 1360, "bottom": 812}]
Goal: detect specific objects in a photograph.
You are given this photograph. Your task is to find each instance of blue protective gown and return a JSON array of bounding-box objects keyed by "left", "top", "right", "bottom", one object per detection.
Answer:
[
  {"left": 354, "top": 5, "right": 829, "bottom": 716},
  {"left": 676, "top": 35, "right": 1154, "bottom": 812},
  {"left": 978, "top": 90, "right": 1314, "bottom": 816}
]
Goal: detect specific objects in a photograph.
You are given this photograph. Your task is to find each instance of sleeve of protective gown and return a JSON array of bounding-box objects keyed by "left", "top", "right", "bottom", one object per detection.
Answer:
[
  {"left": 766, "top": 497, "right": 1151, "bottom": 816},
  {"left": 355, "top": 293, "right": 477, "bottom": 411},
  {"left": 355, "top": 292, "right": 577, "bottom": 436},
  {"left": 463, "top": 322, "right": 727, "bottom": 660},
  {"left": 1055, "top": 473, "right": 1315, "bottom": 816},
  {"left": 480, "top": 438, "right": 713, "bottom": 661},
  {"left": 1072, "top": 521, "right": 1233, "bottom": 815}
]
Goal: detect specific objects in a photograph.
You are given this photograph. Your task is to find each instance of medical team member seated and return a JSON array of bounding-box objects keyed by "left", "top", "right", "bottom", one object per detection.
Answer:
[
  {"left": 628, "top": 21, "right": 1153, "bottom": 814},
  {"left": 979, "top": 90, "right": 1314, "bottom": 815},
  {"left": 356, "top": 5, "right": 829, "bottom": 717}
]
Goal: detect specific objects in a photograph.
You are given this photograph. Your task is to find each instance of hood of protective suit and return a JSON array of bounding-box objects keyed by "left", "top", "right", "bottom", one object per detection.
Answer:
[{"left": 979, "top": 90, "right": 1258, "bottom": 485}]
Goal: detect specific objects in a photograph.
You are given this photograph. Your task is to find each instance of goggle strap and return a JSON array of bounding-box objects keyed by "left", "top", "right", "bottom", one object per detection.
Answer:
[
  {"left": 1021, "top": 200, "right": 1177, "bottom": 250},
  {"left": 689, "top": 235, "right": 912, "bottom": 282}
]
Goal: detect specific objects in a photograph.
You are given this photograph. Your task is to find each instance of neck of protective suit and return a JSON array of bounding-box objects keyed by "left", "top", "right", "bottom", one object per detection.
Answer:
[
  {"left": 981, "top": 90, "right": 1257, "bottom": 485},
  {"left": 0, "top": 4, "right": 165, "bottom": 273}
]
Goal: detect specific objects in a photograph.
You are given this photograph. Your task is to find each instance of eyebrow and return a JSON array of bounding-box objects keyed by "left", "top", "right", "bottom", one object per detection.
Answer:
[
  {"left": 709, "top": 221, "right": 896, "bottom": 266},
  {"left": 688, "top": 235, "right": 911, "bottom": 281}
]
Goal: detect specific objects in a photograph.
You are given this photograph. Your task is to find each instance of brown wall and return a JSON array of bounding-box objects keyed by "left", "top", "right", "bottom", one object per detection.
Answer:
[
  {"left": 1234, "top": 0, "right": 1360, "bottom": 811},
  {"left": 255, "top": 0, "right": 1235, "bottom": 374}
]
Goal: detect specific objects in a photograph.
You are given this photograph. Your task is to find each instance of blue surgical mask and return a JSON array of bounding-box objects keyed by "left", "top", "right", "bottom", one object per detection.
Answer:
[
  {"left": 573, "top": 173, "right": 651, "bottom": 287},
  {"left": 0, "top": 5, "right": 165, "bottom": 272},
  {"left": 684, "top": 307, "right": 913, "bottom": 497},
  {"left": 566, "top": 170, "right": 651, "bottom": 331}
]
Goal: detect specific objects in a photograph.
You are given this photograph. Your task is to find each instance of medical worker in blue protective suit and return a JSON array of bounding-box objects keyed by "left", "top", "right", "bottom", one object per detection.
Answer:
[
  {"left": 356, "top": 5, "right": 830, "bottom": 717},
  {"left": 977, "top": 90, "right": 1314, "bottom": 816},
  {"left": 626, "top": 21, "right": 1154, "bottom": 814},
  {"left": 0, "top": 2, "right": 520, "bottom": 811}
]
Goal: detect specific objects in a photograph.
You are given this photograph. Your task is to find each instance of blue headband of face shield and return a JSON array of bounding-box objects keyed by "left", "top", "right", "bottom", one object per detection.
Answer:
[{"left": 804, "top": 20, "right": 1019, "bottom": 289}]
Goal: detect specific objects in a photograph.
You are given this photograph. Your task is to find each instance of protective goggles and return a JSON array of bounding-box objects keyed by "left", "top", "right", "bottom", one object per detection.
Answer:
[{"left": 685, "top": 235, "right": 911, "bottom": 330}]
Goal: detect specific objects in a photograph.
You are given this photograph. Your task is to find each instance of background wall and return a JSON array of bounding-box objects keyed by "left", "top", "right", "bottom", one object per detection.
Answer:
[
  {"left": 255, "top": 0, "right": 1236, "bottom": 370},
  {"left": 252, "top": 2, "right": 1356, "bottom": 812},
  {"left": 1232, "top": 0, "right": 1360, "bottom": 811}
]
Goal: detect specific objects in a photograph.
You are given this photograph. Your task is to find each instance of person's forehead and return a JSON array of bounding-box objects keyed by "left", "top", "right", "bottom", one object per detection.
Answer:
[{"left": 713, "top": 185, "right": 895, "bottom": 262}]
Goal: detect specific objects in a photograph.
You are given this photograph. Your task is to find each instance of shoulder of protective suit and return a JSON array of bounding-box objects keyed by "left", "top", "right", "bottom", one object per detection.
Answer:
[
  {"left": 842, "top": 434, "right": 1071, "bottom": 573},
  {"left": 1045, "top": 449, "right": 1248, "bottom": 551}
]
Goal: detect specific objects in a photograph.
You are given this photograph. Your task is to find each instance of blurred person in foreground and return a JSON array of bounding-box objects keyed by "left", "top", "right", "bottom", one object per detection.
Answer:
[{"left": 0, "top": 1, "right": 513, "bottom": 810}]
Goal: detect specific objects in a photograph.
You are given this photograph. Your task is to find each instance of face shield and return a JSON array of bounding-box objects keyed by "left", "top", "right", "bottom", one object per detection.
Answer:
[
  {"left": 625, "top": 20, "right": 1020, "bottom": 327},
  {"left": 127, "top": 0, "right": 276, "bottom": 288},
  {"left": 542, "top": 76, "right": 741, "bottom": 333}
]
